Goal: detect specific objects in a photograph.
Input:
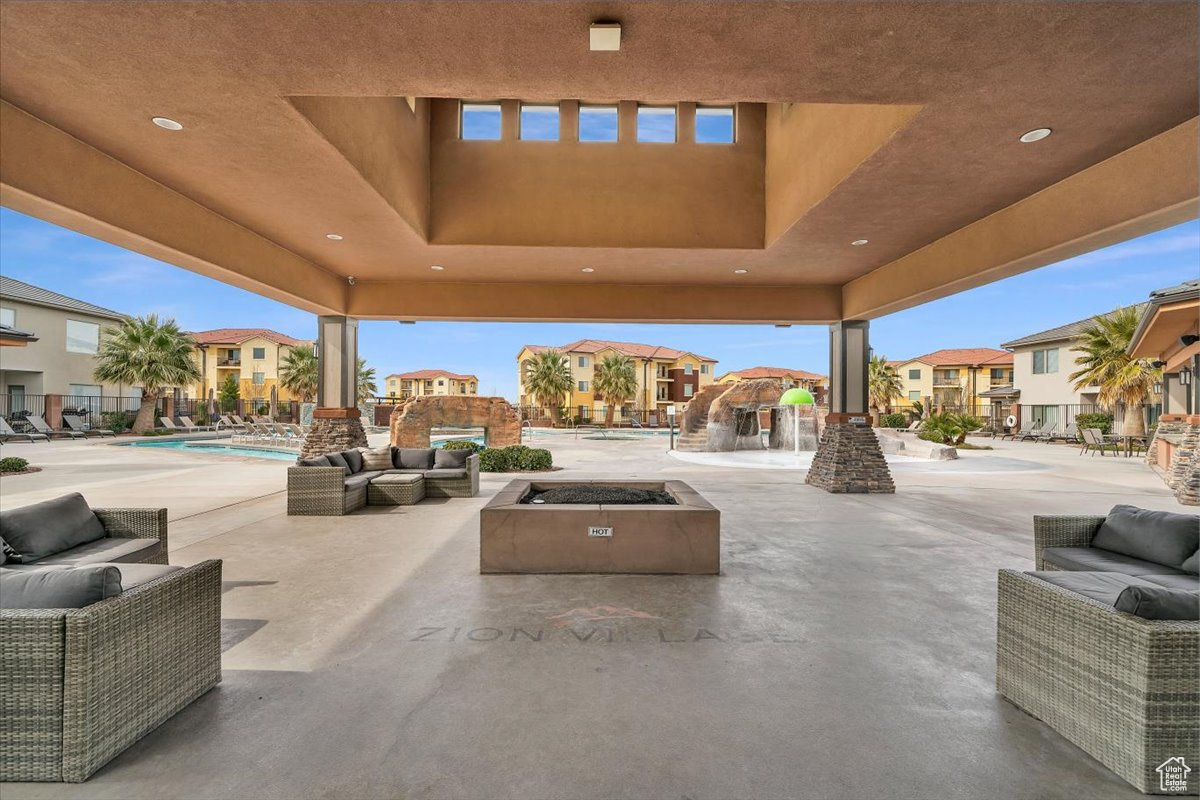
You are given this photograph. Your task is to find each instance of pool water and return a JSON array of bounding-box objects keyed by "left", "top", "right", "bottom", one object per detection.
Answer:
[
  {"left": 432, "top": 435, "right": 486, "bottom": 449},
  {"left": 124, "top": 440, "right": 299, "bottom": 461}
]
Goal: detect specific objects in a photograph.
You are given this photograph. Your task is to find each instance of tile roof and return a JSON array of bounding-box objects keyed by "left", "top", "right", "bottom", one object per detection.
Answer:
[
  {"left": 388, "top": 370, "right": 478, "bottom": 381},
  {"left": 522, "top": 339, "right": 716, "bottom": 362},
  {"left": 1148, "top": 278, "right": 1200, "bottom": 301},
  {"left": 719, "top": 366, "right": 826, "bottom": 381},
  {"left": 0, "top": 323, "right": 38, "bottom": 343},
  {"left": 188, "top": 328, "right": 307, "bottom": 346},
  {"left": 0, "top": 276, "right": 125, "bottom": 320},
  {"left": 1001, "top": 304, "right": 1144, "bottom": 349},
  {"left": 898, "top": 348, "right": 1014, "bottom": 366}
]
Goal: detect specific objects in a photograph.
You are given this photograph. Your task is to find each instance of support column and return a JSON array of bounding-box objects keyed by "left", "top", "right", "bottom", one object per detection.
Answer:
[
  {"left": 806, "top": 321, "right": 895, "bottom": 493},
  {"left": 301, "top": 315, "right": 367, "bottom": 459}
]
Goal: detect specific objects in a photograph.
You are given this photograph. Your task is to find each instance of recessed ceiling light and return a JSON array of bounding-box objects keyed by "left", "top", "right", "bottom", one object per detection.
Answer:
[
  {"left": 590, "top": 21, "right": 621, "bottom": 51},
  {"left": 581, "top": 267, "right": 594, "bottom": 273},
  {"left": 430, "top": 265, "right": 445, "bottom": 271},
  {"left": 1019, "top": 128, "right": 1052, "bottom": 143},
  {"left": 325, "top": 233, "right": 343, "bottom": 241},
  {"left": 851, "top": 239, "right": 869, "bottom": 246},
  {"left": 151, "top": 116, "right": 183, "bottom": 131},
  {"left": 733, "top": 268, "right": 749, "bottom": 274}
]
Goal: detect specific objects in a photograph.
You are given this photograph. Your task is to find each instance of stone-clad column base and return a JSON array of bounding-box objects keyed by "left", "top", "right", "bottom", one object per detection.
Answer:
[
  {"left": 1169, "top": 422, "right": 1200, "bottom": 505},
  {"left": 805, "top": 416, "right": 895, "bottom": 494},
  {"left": 300, "top": 408, "right": 368, "bottom": 459}
]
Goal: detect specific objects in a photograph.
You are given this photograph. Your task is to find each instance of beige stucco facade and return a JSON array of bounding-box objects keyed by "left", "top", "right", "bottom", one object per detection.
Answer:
[
  {"left": 188, "top": 333, "right": 311, "bottom": 406},
  {"left": 891, "top": 352, "right": 1014, "bottom": 411},
  {"left": 384, "top": 371, "right": 478, "bottom": 399}
]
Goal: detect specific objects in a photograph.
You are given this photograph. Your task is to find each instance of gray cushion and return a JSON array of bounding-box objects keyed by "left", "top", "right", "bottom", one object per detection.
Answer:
[
  {"left": 382, "top": 468, "right": 426, "bottom": 475},
  {"left": 433, "top": 448, "right": 471, "bottom": 469},
  {"left": 324, "top": 452, "right": 351, "bottom": 475},
  {"left": 0, "top": 565, "right": 122, "bottom": 609},
  {"left": 344, "top": 474, "right": 373, "bottom": 490},
  {"left": 0, "top": 536, "right": 20, "bottom": 565},
  {"left": 341, "top": 449, "right": 364, "bottom": 473},
  {"left": 1183, "top": 550, "right": 1199, "bottom": 575},
  {"left": 1114, "top": 586, "right": 1200, "bottom": 620},
  {"left": 0, "top": 493, "right": 107, "bottom": 561},
  {"left": 1029, "top": 570, "right": 1158, "bottom": 606},
  {"left": 1092, "top": 505, "right": 1199, "bottom": 570},
  {"left": 99, "top": 562, "right": 182, "bottom": 590},
  {"left": 298, "top": 455, "right": 331, "bottom": 467},
  {"left": 423, "top": 468, "right": 467, "bottom": 480},
  {"left": 1140, "top": 573, "right": 1200, "bottom": 591},
  {"left": 371, "top": 473, "right": 423, "bottom": 485},
  {"left": 356, "top": 470, "right": 385, "bottom": 482},
  {"left": 359, "top": 446, "right": 393, "bottom": 471},
  {"left": 393, "top": 448, "right": 435, "bottom": 470},
  {"left": 30, "top": 537, "right": 160, "bottom": 566},
  {"left": 1040, "top": 546, "right": 1184, "bottom": 577}
]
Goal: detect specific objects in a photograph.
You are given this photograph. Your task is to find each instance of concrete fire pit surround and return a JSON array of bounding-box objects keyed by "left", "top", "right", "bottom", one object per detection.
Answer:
[{"left": 480, "top": 480, "right": 720, "bottom": 575}]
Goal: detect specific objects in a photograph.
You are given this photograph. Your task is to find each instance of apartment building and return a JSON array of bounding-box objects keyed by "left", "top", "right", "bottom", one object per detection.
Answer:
[
  {"left": 517, "top": 339, "right": 717, "bottom": 418},
  {"left": 187, "top": 328, "right": 311, "bottom": 406},
  {"left": 385, "top": 370, "right": 478, "bottom": 398},
  {"left": 716, "top": 366, "right": 828, "bottom": 403},
  {"left": 891, "top": 348, "right": 1014, "bottom": 411}
]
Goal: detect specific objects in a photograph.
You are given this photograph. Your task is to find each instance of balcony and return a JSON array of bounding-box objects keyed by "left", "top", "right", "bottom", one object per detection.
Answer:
[{"left": 216, "top": 358, "right": 241, "bottom": 368}]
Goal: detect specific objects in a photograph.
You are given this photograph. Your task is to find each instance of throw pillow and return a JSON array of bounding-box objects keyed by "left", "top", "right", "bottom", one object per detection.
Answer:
[
  {"left": 1092, "top": 505, "right": 1200, "bottom": 570},
  {"left": 0, "top": 565, "right": 123, "bottom": 609},
  {"left": 1114, "top": 585, "right": 1200, "bottom": 621},
  {"left": 324, "top": 452, "right": 351, "bottom": 475},
  {"left": 1183, "top": 549, "right": 1199, "bottom": 575},
  {"left": 341, "top": 449, "right": 364, "bottom": 473},
  {"left": 0, "top": 492, "right": 106, "bottom": 562},
  {"left": 394, "top": 448, "right": 436, "bottom": 470},
  {"left": 434, "top": 448, "right": 471, "bottom": 469},
  {"left": 298, "top": 455, "right": 331, "bottom": 467},
  {"left": 359, "top": 447, "right": 393, "bottom": 471},
  {"left": 0, "top": 536, "right": 21, "bottom": 565}
]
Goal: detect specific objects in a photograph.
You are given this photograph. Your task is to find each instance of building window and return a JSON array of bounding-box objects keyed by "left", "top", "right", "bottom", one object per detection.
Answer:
[
  {"left": 578, "top": 356, "right": 589, "bottom": 367},
  {"left": 700, "top": 364, "right": 708, "bottom": 374},
  {"left": 252, "top": 347, "right": 266, "bottom": 359},
  {"left": 908, "top": 369, "right": 921, "bottom": 380},
  {"left": 1030, "top": 405, "right": 1059, "bottom": 426},
  {"left": 1032, "top": 348, "right": 1059, "bottom": 374},
  {"left": 0, "top": 307, "right": 14, "bottom": 327},
  {"left": 684, "top": 384, "right": 694, "bottom": 397},
  {"left": 990, "top": 368, "right": 1007, "bottom": 381},
  {"left": 68, "top": 384, "right": 101, "bottom": 399},
  {"left": 437, "top": 379, "right": 445, "bottom": 386},
  {"left": 684, "top": 363, "right": 694, "bottom": 375},
  {"left": 908, "top": 390, "right": 921, "bottom": 402},
  {"left": 579, "top": 105, "right": 618, "bottom": 142},
  {"left": 519, "top": 103, "right": 559, "bottom": 141},
  {"left": 65, "top": 319, "right": 100, "bottom": 354},
  {"left": 461, "top": 102, "right": 502, "bottom": 140},
  {"left": 695, "top": 106, "right": 735, "bottom": 143},
  {"left": 637, "top": 105, "right": 676, "bottom": 143},
  {"left": 578, "top": 380, "right": 589, "bottom": 392},
  {"left": 252, "top": 372, "right": 265, "bottom": 385}
]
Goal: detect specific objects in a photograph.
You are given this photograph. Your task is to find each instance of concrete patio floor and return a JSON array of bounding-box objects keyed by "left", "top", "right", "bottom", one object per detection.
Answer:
[{"left": 0, "top": 433, "right": 1185, "bottom": 800}]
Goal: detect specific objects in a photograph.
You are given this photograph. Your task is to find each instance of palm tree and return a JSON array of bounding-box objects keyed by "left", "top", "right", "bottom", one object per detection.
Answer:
[
  {"left": 522, "top": 350, "right": 573, "bottom": 425},
  {"left": 592, "top": 354, "right": 638, "bottom": 427},
  {"left": 868, "top": 354, "right": 903, "bottom": 423},
  {"left": 279, "top": 345, "right": 317, "bottom": 402},
  {"left": 356, "top": 358, "right": 378, "bottom": 404},
  {"left": 93, "top": 315, "right": 202, "bottom": 434},
  {"left": 1070, "top": 306, "right": 1159, "bottom": 436}
]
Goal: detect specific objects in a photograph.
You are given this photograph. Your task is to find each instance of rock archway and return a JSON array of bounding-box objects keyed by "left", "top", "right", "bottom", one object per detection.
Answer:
[
  {"left": 389, "top": 395, "right": 521, "bottom": 448},
  {"left": 705, "top": 379, "right": 783, "bottom": 451}
]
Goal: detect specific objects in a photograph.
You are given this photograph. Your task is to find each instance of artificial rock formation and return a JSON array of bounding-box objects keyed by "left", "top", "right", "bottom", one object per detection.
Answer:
[
  {"left": 705, "top": 379, "right": 782, "bottom": 451},
  {"left": 390, "top": 395, "right": 521, "bottom": 448},
  {"left": 300, "top": 413, "right": 368, "bottom": 459},
  {"left": 805, "top": 421, "right": 895, "bottom": 493}
]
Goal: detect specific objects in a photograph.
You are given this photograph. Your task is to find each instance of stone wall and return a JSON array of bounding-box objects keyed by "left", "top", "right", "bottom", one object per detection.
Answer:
[
  {"left": 300, "top": 415, "right": 368, "bottom": 459},
  {"left": 805, "top": 422, "right": 895, "bottom": 493},
  {"left": 1146, "top": 415, "right": 1199, "bottom": 506},
  {"left": 680, "top": 383, "right": 728, "bottom": 434},
  {"left": 390, "top": 395, "right": 521, "bottom": 448},
  {"left": 705, "top": 379, "right": 782, "bottom": 451}
]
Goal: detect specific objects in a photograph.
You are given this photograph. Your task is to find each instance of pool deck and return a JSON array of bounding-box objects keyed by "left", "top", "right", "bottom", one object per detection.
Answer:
[{"left": 0, "top": 433, "right": 1186, "bottom": 799}]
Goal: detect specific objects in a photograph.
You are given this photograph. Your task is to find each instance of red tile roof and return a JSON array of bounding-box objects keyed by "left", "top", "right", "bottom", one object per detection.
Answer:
[
  {"left": 901, "top": 348, "right": 1013, "bottom": 367},
  {"left": 388, "top": 370, "right": 477, "bottom": 381},
  {"left": 720, "top": 366, "right": 826, "bottom": 381},
  {"left": 188, "top": 328, "right": 306, "bottom": 346},
  {"left": 522, "top": 339, "right": 715, "bottom": 362}
]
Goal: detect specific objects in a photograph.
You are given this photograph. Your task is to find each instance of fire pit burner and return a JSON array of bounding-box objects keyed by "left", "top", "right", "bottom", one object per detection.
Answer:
[{"left": 521, "top": 486, "right": 676, "bottom": 505}]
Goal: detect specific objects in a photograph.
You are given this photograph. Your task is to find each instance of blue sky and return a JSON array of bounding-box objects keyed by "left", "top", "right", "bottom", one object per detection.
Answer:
[{"left": 1, "top": 209, "right": 1196, "bottom": 400}]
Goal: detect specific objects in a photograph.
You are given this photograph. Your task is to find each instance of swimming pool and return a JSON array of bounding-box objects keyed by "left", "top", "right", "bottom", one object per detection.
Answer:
[
  {"left": 431, "top": 434, "right": 486, "bottom": 449},
  {"left": 124, "top": 440, "right": 299, "bottom": 461}
]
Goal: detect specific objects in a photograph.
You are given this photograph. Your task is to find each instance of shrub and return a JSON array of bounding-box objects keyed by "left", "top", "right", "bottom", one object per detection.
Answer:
[
  {"left": 0, "top": 456, "right": 30, "bottom": 473},
  {"left": 1075, "top": 412, "right": 1113, "bottom": 435},
  {"left": 441, "top": 440, "right": 482, "bottom": 453},
  {"left": 478, "top": 447, "right": 512, "bottom": 472},
  {"left": 100, "top": 411, "right": 132, "bottom": 434},
  {"left": 918, "top": 412, "right": 983, "bottom": 445},
  {"left": 519, "top": 447, "right": 553, "bottom": 471},
  {"left": 476, "top": 445, "right": 554, "bottom": 472},
  {"left": 880, "top": 412, "right": 907, "bottom": 428}
]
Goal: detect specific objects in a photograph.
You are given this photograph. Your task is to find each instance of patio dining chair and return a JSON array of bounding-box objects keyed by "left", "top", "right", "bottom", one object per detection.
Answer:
[
  {"left": 1079, "top": 427, "right": 1109, "bottom": 456},
  {"left": 27, "top": 415, "right": 86, "bottom": 440},
  {"left": 0, "top": 416, "right": 49, "bottom": 443},
  {"left": 61, "top": 414, "right": 116, "bottom": 437}
]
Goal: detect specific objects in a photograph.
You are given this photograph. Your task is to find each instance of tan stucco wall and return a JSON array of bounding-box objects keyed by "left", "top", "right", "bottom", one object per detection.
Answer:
[
  {"left": 190, "top": 337, "right": 309, "bottom": 403},
  {"left": 0, "top": 300, "right": 123, "bottom": 395}
]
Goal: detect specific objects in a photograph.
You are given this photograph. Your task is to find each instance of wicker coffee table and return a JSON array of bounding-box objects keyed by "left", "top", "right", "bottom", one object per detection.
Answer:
[{"left": 367, "top": 474, "right": 425, "bottom": 505}]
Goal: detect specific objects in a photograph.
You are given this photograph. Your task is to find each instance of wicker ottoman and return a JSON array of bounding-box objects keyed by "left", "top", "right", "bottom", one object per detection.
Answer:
[{"left": 368, "top": 474, "right": 425, "bottom": 506}]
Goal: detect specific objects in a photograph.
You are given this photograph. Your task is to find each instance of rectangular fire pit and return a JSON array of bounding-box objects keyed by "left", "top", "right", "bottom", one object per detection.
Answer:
[{"left": 480, "top": 480, "right": 719, "bottom": 574}]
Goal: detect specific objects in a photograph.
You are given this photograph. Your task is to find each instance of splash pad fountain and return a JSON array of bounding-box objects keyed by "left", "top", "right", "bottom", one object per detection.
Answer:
[{"left": 767, "top": 388, "right": 821, "bottom": 455}]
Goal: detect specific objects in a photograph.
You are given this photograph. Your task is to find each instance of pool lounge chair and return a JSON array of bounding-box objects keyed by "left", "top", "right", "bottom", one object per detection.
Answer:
[
  {"left": 179, "top": 415, "right": 216, "bottom": 431},
  {"left": 27, "top": 415, "right": 86, "bottom": 440},
  {"left": 1013, "top": 422, "right": 1045, "bottom": 442},
  {"left": 1047, "top": 422, "right": 1079, "bottom": 443},
  {"left": 0, "top": 417, "right": 49, "bottom": 443},
  {"left": 61, "top": 414, "right": 116, "bottom": 437},
  {"left": 217, "top": 415, "right": 246, "bottom": 431}
]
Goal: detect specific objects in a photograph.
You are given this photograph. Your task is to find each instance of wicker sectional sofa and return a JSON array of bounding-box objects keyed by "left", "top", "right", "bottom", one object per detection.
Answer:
[
  {"left": 288, "top": 446, "right": 480, "bottom": 516},
  {"left": 997, "top": 508, "right": 1199, "bottom": 794},
  {"left": 1, "top": 494, "right": 223, "bottom": 783}
]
